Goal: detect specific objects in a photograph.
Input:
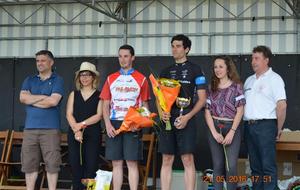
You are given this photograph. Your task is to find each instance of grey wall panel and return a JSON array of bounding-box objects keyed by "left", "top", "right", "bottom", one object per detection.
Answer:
[{"left": 0, "top": 59, "right": 14, "bottom": 130}]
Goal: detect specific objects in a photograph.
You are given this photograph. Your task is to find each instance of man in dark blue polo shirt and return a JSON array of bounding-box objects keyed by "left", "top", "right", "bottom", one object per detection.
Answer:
[{"left": 19, "top": 50, "right": 64, "bottom": 190}]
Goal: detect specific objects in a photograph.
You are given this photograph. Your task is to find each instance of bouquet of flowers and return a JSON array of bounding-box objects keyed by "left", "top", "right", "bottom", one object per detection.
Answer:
[
  {"left": 115, "top": 106, "right": 157, "bottom": 135},
  {"left": 149, "top": 74, "right": 181, "bottom": 130}
]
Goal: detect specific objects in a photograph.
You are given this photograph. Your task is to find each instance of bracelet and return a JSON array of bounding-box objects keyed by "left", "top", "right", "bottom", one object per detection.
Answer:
[{"left": 231, "top": 128, "right": 236, "bottom": 132}]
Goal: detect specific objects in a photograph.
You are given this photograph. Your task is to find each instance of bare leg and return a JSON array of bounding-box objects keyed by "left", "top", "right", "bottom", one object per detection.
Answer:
[
  {"left": 181, "top": 154, "right": 196, "bottom": 190},
  {"left": 112, "top": 160, "right": 123, "bottom": 190},
  {"left": 25, "top": 172, "right": 38, "bottom": 190},
  {"left": 126, "top": 160, "right": 139, "bottom": 190},
  {"left": 47, "top": 172, "right": 58, "bottom": 190},
  {"left": 160, "top": 154, "right": 174, "bottom": 190}
]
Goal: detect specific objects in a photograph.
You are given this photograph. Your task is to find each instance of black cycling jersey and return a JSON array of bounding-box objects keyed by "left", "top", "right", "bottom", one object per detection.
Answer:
[{"left": 160, "top": 60, "right": 206, "bottom": 115}]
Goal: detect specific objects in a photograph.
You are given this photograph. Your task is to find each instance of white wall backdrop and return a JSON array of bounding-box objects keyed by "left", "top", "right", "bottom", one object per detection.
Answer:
[{"left": 0, "top": 0, "right": 298, "bottom": 57}]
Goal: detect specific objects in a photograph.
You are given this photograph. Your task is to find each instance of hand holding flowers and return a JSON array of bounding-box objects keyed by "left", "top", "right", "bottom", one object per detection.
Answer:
[{"left": 115, "top": 106, "right": 157, "bottom": 135}]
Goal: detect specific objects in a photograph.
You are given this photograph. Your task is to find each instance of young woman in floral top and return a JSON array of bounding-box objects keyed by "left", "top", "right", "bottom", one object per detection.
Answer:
[{"left": 205, "top": 55, "right": 246, "bottom": 190}]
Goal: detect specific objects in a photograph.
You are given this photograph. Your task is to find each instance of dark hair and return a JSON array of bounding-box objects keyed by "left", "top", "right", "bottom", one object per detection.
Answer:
[
  {"left": 252, "top": 45, "right": 272, "bottom": 60},
  {"left": 211, "top": 55, "right": 241, "bottom": 92},
  {"left": 35, "top": 50, "right": 54, "bottom": 60},
  {"left": 119, "top": 44, "right": 135, "bottom": 56},
  {"left": 171, "top": 34, "right": 192, "bottom": 50}
]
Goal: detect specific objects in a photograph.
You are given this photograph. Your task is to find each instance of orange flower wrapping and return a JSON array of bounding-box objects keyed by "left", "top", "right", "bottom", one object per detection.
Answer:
[
  {"left": 115, "top": 107, "right": 157, "bottom": 135},
  {"left": 149, "top": 74, "right": 181, "bottom": 130},
  {"left": 159, "top": 83, "right": 181, "bottom": 112}
]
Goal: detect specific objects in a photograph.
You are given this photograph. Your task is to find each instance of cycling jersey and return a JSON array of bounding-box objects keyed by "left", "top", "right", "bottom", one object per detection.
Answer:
[
  {"left": 160, "top": 60, "right": 206, "bottom": 115},
  {"left": 100, "top": 68, "right": 150, "bottom": 121}
]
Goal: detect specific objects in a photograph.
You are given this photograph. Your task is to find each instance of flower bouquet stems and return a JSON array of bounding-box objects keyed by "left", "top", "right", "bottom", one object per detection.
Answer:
[{"left": 80, "top": 128, "right": 85, "bottom": 166}]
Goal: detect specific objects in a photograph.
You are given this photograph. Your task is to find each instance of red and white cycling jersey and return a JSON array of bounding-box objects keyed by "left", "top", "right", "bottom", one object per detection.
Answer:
[{"left": 100, "top": 69, "right": 150, "bottom": 121}]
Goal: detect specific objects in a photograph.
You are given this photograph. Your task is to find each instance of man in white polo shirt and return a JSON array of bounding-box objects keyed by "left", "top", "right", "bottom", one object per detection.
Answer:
[{"left": 244, "top": 46, "right": 287, "bottom": 190}]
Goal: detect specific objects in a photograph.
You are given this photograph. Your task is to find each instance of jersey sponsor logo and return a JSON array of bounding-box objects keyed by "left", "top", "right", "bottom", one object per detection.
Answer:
[
  {"left": 114, "top": 98, "right": 137, "bottom": 102},
  {"left": 114, "top": 106, "right": 129, "bottom": 112},
  {"left": 115, "top": 86, "right": 139, "bottom": 93},
  {"left": 195, "top": 76, "right": 206, "bottom": 85},
  {"left": 181, "top": 69, "right": 188, "bottom": 79},
  {"left": 179, "top": 80, "right": 191, "bottom": 84},
  {"left": 170, "top": 70, "right": 177, "bottom": 78}
]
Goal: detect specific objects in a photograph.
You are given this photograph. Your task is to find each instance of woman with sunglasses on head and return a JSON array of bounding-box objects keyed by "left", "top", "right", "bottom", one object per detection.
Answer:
[
  {"left": 66, "top": 62, "right": 102, "bottom": 190},
  {"left": 205, "top": 55, "right": 246, "bottom": 190}
]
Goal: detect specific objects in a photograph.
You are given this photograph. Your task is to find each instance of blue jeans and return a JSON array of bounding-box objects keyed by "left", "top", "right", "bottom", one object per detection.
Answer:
[{"left": 244, "top": 119, "right": 278, "bottom": 190}]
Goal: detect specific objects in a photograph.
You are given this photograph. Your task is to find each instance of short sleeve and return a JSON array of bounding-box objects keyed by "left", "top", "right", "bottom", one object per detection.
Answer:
[
  {"left": 271, "top": 75, "right": 286, "bottom": 102},
  {"left": 234, "top": 83, "right": 246, "bottom": 108},
  {"left": 100, "top": 79, "right": 111, "bottom": 100},
  {"left": 140, "top": 78, "right": 150, "bottom": 101},
  {"left": 21, "top": 77, "right": 31, "bottom": 91},
  {"left": 205, "top": 89, "right": 212, "bottom": 110},
  {"left": 194, "top": 66, "right": 206, "bottom": 90},
  {"left": 52, "top": 76, "right": 64, "bottom": 96}
]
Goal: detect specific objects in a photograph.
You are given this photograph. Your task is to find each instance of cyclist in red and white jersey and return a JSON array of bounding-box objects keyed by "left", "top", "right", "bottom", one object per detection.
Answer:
[{"left": 100, "top": 45, "right": 150, "bottom": 190}]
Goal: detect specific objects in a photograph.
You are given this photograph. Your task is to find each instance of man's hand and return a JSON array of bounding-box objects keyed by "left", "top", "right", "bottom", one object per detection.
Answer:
[
  {"left": 162, "top": 112, "right": 171, "bottom": 122},
  {"left": 276, "top": 129, "right": 282, "bottom": 141},
  {"left": 106, "top": 123, "right": 116, "bottom": 138},
  {"left": 174, "top": 114, "right": 190, "bottom": 129}
]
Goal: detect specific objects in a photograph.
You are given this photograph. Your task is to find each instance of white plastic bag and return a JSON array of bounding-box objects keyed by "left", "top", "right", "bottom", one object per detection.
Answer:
[
  {"left": 278, "top": 176, "right": 300, "bottom": 190},
  {"left": 95, "top": 169, "right": 113, "bottom": 190}
]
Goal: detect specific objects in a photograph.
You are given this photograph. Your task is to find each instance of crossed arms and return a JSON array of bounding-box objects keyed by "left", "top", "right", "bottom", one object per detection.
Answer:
[{"left": 19, "top": 90, "right": 62, "bottom": 108}]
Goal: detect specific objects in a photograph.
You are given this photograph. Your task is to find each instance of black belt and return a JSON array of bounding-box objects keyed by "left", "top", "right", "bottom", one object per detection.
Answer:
[
  {"left": 213, "top": 118, "right": 233, "bottom": 124},
  {"left": 24, "top": 128, "right": 59, "bottom": 130},
  {"left": 245, "top": 119, "right": 276, "bottom": 125}
]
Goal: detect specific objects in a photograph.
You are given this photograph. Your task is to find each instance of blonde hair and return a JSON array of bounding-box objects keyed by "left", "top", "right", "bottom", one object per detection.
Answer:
[{"left": 74, "top": 71, "right": 100, "bottom": 90}]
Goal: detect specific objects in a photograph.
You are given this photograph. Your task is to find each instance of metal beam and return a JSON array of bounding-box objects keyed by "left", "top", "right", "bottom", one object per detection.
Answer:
[
  {"left": 0, "top": 16, "right": 295, "bottom": 27},
  {"left": 0, "top": 0, "right": 149, "bottom": 6},
  {"left": 0, "top": 0, "right": 82, "bottom": 6},
  {"left": 123, "top": 1, "right": 129, "bottom": 44},
  {"left": 0, "top": 31, "right": 297, "bottom": 41},
  {"left": 285, "top": 0, "right": 300, "bottom": 18},
  {"left": 75, "top": 0, "right": 124, "bottom": 23}
]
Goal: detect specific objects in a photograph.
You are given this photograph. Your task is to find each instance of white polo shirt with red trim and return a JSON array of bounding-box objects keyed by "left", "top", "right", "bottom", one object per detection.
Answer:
[{"left": 100, "top": 68, "right": 150, "bottom": 121}]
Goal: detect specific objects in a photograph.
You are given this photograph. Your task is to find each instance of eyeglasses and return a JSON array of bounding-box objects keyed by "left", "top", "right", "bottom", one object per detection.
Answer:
[{"left": 79, "top": 72, "right": 93, "bottom": 77}]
